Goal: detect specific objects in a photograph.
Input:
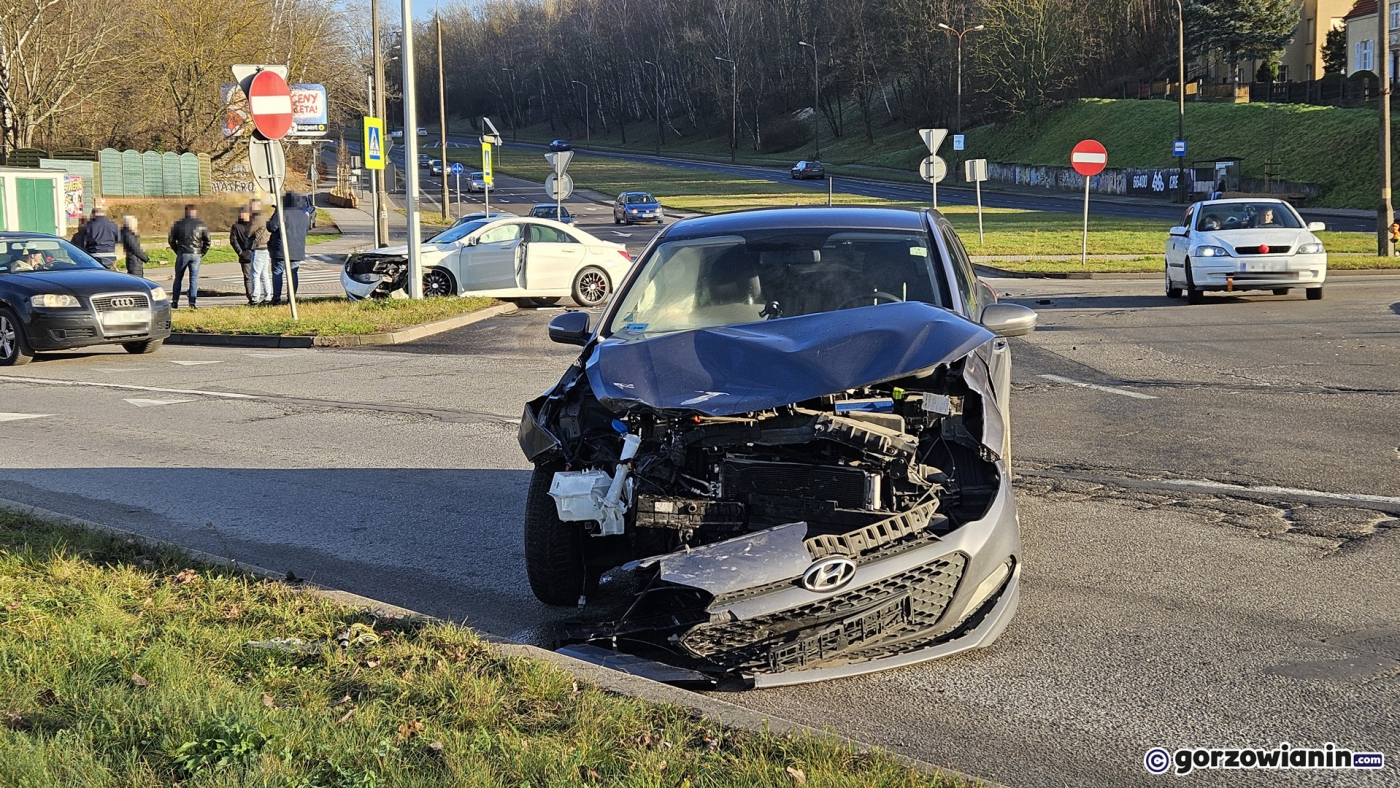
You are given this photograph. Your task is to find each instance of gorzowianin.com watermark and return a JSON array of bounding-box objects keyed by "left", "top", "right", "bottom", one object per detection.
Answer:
[{"left": 1145, "top": 743, "right": 1385, "bottom": 775}]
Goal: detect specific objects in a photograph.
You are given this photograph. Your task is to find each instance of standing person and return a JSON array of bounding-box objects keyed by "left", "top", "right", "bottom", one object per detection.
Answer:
[
  {"left": 268, "top": 192, "right": 312, "bottom": 306},
  {"left": 247, "top": 199, "right": 272, "bottom": 304},
  {"left": 120, "top": 215, "right": 149, "bottom": 278},
  {"left": 167, "top": 204, "right": 211, "bottom": 309},
  {"left": 78, "top": 207, "right": 121, "bottom": 269},
  {"left": 229, "top": 207, "right": 255, "bottom": 305}
]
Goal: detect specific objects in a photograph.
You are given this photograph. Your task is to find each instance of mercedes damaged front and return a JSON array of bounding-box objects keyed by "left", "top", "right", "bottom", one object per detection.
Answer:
[{"left": 517, "top": 208, "right": 1035, "bottom": 688}]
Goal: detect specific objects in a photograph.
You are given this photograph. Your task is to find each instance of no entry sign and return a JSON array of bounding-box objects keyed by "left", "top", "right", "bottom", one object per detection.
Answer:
[
  {"left": 248, "top": 71, "right": 294, "bottom": 141},
  {"left": 1071, "top": 139, "right": 1107, "bottom": 177}
]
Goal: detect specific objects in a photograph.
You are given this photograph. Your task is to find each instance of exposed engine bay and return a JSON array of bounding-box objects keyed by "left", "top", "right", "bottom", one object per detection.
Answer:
[
  {"left": 519, "top": 303, "right": 1017, "bottom": 687},
  {"left": 343, "top": 252, "right": 408, "bottom": 299}
]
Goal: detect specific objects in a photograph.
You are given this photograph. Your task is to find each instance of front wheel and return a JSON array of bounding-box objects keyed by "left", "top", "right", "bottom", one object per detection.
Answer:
[
  {"left": 1185, "top": 260, "right": 1206, "bottom": 305},
  {"left": 523, "top": 464, "right": 586, "bottom": 606},
  {"left": 122, "top": 339, "right": 163, "bottom": 355},
  {"left": 1272, "top": 287, "right": 1291, "bottom": 296},
  {"left": 0, "top": 309, "right": 34, "bottom": 366},
  {"left": 1306, "top": 287, "right": 1323, "bottom": 300},
  {"left": 572, "top": 266, "right": 611, "bottom": 307},
  {"left": 422, "top": 268, "right": 456, "bottom": 298}
]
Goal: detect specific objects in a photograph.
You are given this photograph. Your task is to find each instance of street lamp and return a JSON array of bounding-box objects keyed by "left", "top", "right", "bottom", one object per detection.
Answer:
[
  {"left": 936, "top": 23, "right": 983, "bottom": 134},
  {"left": 1173, "top": 0, "right": 1186, "bottom": 204},
  {"left": 570, "top": 80, "right": 589, "bottom": 141},
  {"left": 798, "top": 40, "right": 820, "bottom": 158},
  {"left": 642, "top": 60, "right": 663, "bottom": 155},
  {"left": 715, "top": 56, "right": 737, "bottom": 163}
]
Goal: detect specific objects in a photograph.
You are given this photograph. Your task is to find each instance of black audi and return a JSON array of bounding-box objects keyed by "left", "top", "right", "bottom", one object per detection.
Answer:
[{"left": 0, "top": 233, "right": 171, "bottom": 365}]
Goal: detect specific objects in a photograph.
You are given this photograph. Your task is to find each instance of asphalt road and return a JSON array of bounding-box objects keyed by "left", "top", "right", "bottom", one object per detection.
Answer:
[
  {"left": 0, "top": 277, "right": 1397, "bottom": 786},
  {"left": 431, "top": 134, "right": 1376, "bottom": 233}
]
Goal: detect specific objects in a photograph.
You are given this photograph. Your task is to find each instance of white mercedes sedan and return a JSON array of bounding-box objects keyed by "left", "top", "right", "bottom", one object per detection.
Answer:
[
  {"left": 342, "top": 216, "right": 633, "bottom": 307},
  {"left": 1165, "top": 198, "right": 1327, "bottom": 303}
]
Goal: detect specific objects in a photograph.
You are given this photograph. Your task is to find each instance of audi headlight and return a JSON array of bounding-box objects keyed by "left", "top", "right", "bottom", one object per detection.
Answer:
[
  {"left": 30, "top": 294, "right": 79, "bottom": 308},
  {"left": 1194, "top": 245, "right": 1230, "bottom": 258},
  {"left": 149, "top": 286, "right": 169, "bottom": 301},
  {"left": 1297, "top": 242, "right": 1324, "bottom": 255}
]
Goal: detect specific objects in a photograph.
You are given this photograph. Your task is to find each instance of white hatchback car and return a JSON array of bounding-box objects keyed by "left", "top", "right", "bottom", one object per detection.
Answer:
[
  {"left": 341, "top": 216, "right": 632, "bottom": 307},
  {"left": 1165, "top": 199, "right": 1327, "bottom": 303}
]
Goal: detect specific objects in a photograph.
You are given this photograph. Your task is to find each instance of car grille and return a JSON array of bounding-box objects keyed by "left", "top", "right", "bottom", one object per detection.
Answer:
[
  {"left": 722, "top": 459, "right": 874, "bottom": 510},
  {"left": 679, "top": 552, "right": 967, "bottom": 672},
  {"left": 49, "top": 327, "right": 96, "bottom": 341},
  {"left": 1234, "top": 245, "right": 1291, "bottom": 255},
  {"left": 91, "top": 294, "right": 151, "bottom": 311}
]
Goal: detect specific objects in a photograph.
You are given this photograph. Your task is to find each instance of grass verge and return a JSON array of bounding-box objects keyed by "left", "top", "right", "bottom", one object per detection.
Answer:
[
  {"left": 170, "top": 296, "right": 496, "bottom": 336},
  {"left": 0, "top": 510, "right": 964, "bottom": 787}
]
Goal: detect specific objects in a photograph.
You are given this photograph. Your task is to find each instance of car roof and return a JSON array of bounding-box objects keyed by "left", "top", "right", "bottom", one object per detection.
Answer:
[
  {"left": 531, "top": 204, "right": 567, "bottom": 210},
  {"left": 1196, "top": 198, "right": 1289, "bottom": 207},
  {"left": 662, "top": 206, "right": 927, "bottom": 238}
]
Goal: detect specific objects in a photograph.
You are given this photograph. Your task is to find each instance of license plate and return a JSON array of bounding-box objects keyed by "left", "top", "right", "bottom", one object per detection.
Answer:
[
  {"left": 100, "top": 310, "right": 147, "bottom": 325},
  {"left": 1241, "top": 262, "right": 1279, "bottom": 272}
]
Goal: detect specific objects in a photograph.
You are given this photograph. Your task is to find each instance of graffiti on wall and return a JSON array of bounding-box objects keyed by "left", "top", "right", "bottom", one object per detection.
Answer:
[{"left": 985, "top": 162, "right": 1195, "bottom": 198}]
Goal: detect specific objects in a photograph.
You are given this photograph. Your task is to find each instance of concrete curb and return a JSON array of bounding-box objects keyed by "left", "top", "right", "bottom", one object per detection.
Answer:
[
  {"left": 0, "top": 496, "right": 1003, "bottom": 788},
  {"left": 166, "top": 302, "right": 518, "bottom": 348}
]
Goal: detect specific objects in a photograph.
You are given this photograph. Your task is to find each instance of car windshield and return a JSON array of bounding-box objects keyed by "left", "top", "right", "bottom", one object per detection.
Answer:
[
  {"left": 426, "top": 219, "right": 491, "bottom": 244},
  {"left": 606, "top": 229, "right": 945, "bottom": 335},
  {"left": 0, "top": 237, "right": 106, "bottom": 274},
  {"left": 625, "top": 194, "right": 655, "bottom": 204},
  {"left": 471, "top": 172, "right": 483, "bottom": 178},
  {"left": 1196, "top": 202, "right": 1301, "bottom": 231}
]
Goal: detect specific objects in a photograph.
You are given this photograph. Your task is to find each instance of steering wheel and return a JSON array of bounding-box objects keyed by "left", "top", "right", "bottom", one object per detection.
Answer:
[{"left": 836, "top": 291, "right": 903, "bottom": 310}]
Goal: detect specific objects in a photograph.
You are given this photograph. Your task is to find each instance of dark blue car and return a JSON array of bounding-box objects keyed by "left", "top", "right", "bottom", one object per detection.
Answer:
[{"left": 612, "top": 192, "right": 664, "bottom": 225}]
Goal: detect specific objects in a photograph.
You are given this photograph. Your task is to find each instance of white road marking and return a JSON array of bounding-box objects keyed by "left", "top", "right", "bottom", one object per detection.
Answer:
[
  {"left": 0, "top": 412, "right": 50, "bottom": 422},
  {"left": 612, "top": 232, "right": 633, "bottom": 237},
  {"left": 169, "top": 360, "right": 224, "bottom": 366},
  {"left": 245, "top": 353, "right": 301, "bottom": 359},
  {"left": 1038, "top": 374, "right": 1158, "bottom": 400},
  {"left": 0, "top": 375, "right": 255, "bottom": 400},
  {"left": 1151, "top": 477, "right": 1400, "bottom": 509},
  {"left": 125, "top": 398, "right": 194, "bottom": 408}
]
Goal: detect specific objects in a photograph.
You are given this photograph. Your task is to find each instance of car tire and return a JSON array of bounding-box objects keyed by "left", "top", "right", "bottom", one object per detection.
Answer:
[
  {"left": 423, "top": 267, "right": 456, "bottom": 298},
  {"left": 1165, "top": 268, "right": 1184, "bottom": 299},
  {"left": 572, "top": 266, "right": 611, "bottom": 307},
  {"left": 0, "top": 309, "right": 34, "bottom": 366},
  {"left": 1272, "top": 287, "right": 1291, "bottom": 296},
  {"left": 1185, "top": 260, "right": 1206, "bottom": 305},
  {"left": 523, "top": 463, "right": 586, "bottom": 606},
  {"left": 529, "top": 297, "right": 561, "bottom": 307},
  {"left": 1306, "top": 287, "right": 1323, "bottom": 300},
  {"left": 122, "top": 339, "right": 163, "bottom": 355},
  {"left": 613, "top": 215, "right": 621, "bottom": 225}
]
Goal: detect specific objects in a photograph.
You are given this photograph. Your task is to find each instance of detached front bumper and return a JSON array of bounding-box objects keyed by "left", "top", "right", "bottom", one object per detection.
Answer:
[
  {"left": 561, "top": 466, "right": 1021, "bottom": 687},
  {"left": 1192, "top": 254, "right": 1327, "bottom": 290}
]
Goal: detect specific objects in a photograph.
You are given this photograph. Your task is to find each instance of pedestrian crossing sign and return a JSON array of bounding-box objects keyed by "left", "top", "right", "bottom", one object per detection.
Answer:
[
  {"left": 363, "top": 117, "right": 385, "bottom": 170},
  {"left": 481, "top": 141, "right": 494, "bottom": 186}
]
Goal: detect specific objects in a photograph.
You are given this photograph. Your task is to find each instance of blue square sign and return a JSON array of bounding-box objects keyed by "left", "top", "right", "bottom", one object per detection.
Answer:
[
  {"left": 1173, "top": 140, "right": 1186, "bottom": 157},
  {"left": 953, "top": 134, "right": 965, "bottom": 151}
]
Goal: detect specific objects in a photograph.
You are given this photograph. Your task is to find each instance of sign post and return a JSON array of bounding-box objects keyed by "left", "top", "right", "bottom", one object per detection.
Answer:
[
  {"left": 918, "top": 128, "right": 948, "bottom": 208},
  {"left": 481, "top": 140, "right": 494, "bottom": 216},
  {"left": 1071, "top": 139, "right": 1108, "bottom": 267},
  {"left": 238, "top": 65, "right": 299, "bottom": 320},
  {"left": 964, "top": 158, "right": 989, "bottom": 245},
  {"left": 449, "top": 162, "right": 463, "bottom": 215}
]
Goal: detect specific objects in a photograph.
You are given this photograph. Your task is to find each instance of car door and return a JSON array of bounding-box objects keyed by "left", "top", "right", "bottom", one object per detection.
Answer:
[
  {"left": 938, "top": 219, "right": 1012, "bottom": 453},
  {"left": 1166, "top": 205, "right": 1195, "bottom": 273},
  {"left": 522, "top": 223, "right": 586, "bottom": 292},
  {"left": 613, "top": 195, "right": 625, "bottom": 222},
  {"left": 461, "top": 222, "right": 524, "bottom": 291}
]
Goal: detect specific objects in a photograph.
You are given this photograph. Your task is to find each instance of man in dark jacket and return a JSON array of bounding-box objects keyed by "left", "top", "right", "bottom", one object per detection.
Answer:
[
  {"left": 167, "top": 204, "right": 211, "bottom": 309},
  {"left": 76, "top": 207, "right": 121, "bottom": 269},
  {"left": 248, "top": 199, "right": 272, "bottom": 304},
  {"left": 229, "top": 207, "right": 255, "bottom": 305},
  {"left": 268, "top": 192, "right": 313, "bottom": 306}
]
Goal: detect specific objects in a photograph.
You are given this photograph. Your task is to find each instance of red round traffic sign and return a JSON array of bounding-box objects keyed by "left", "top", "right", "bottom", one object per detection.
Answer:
[
  {"left": 247, "top": 71, "right": 294, "bottom": 141},
  {"left": 1071, "top": 139, "right": 1107, "bottom": 177}
]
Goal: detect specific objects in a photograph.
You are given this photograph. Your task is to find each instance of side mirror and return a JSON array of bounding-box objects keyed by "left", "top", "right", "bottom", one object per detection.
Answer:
[
  {"left": 980, "top": 303, "right": 1037, "bottom": 338},
  {"left": 1307, "top": 221, "right": 1326, "bottom": 232},
  {"left": 1169, "top": 225, "right": 1189, "bottom": 237},
  {"left": 548, "top": 311, "right": 592, "bottom": 346},
  {"left": 464, "top": 235, "right": 479, "bottom": 246}
]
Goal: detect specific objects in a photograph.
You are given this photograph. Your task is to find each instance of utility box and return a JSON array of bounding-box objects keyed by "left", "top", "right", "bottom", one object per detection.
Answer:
[{"left": 0, "top": 166, "right": 67, "bottom": 235}]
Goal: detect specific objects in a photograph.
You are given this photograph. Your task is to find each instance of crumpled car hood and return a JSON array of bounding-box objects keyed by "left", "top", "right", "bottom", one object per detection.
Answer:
[{"left": 584, "top": 301, "right": 993, "bottom": 416}]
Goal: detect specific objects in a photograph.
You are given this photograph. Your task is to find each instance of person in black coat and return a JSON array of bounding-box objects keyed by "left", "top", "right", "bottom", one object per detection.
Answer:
[
  {"left": 120, "top": 215, "right": 148, "bottom": 278},
  {"left": 268, "top": 192, "right": 313, "bottom": 306},
  {"left": 76, "top": 207, "right": 121, "bottom": 269},
  {"left": 229, "top": 207, "right": 255, "bottom": 305},
  {"left": 167, "top": 204, "right": 212, "bottom": 309}
]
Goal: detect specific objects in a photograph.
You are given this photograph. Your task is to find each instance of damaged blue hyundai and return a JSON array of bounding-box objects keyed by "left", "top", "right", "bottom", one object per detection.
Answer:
[{"left": 518, "top": 206, "right": 1037, "bottom": 688}]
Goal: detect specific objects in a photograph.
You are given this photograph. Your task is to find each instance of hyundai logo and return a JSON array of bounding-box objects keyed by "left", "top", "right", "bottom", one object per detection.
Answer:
[
  {"left": 801, "top": 556, "right": 857, "bottom": 593},
  {"left": 110, "top": 297, "right": 136, "bottom": 308}
]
